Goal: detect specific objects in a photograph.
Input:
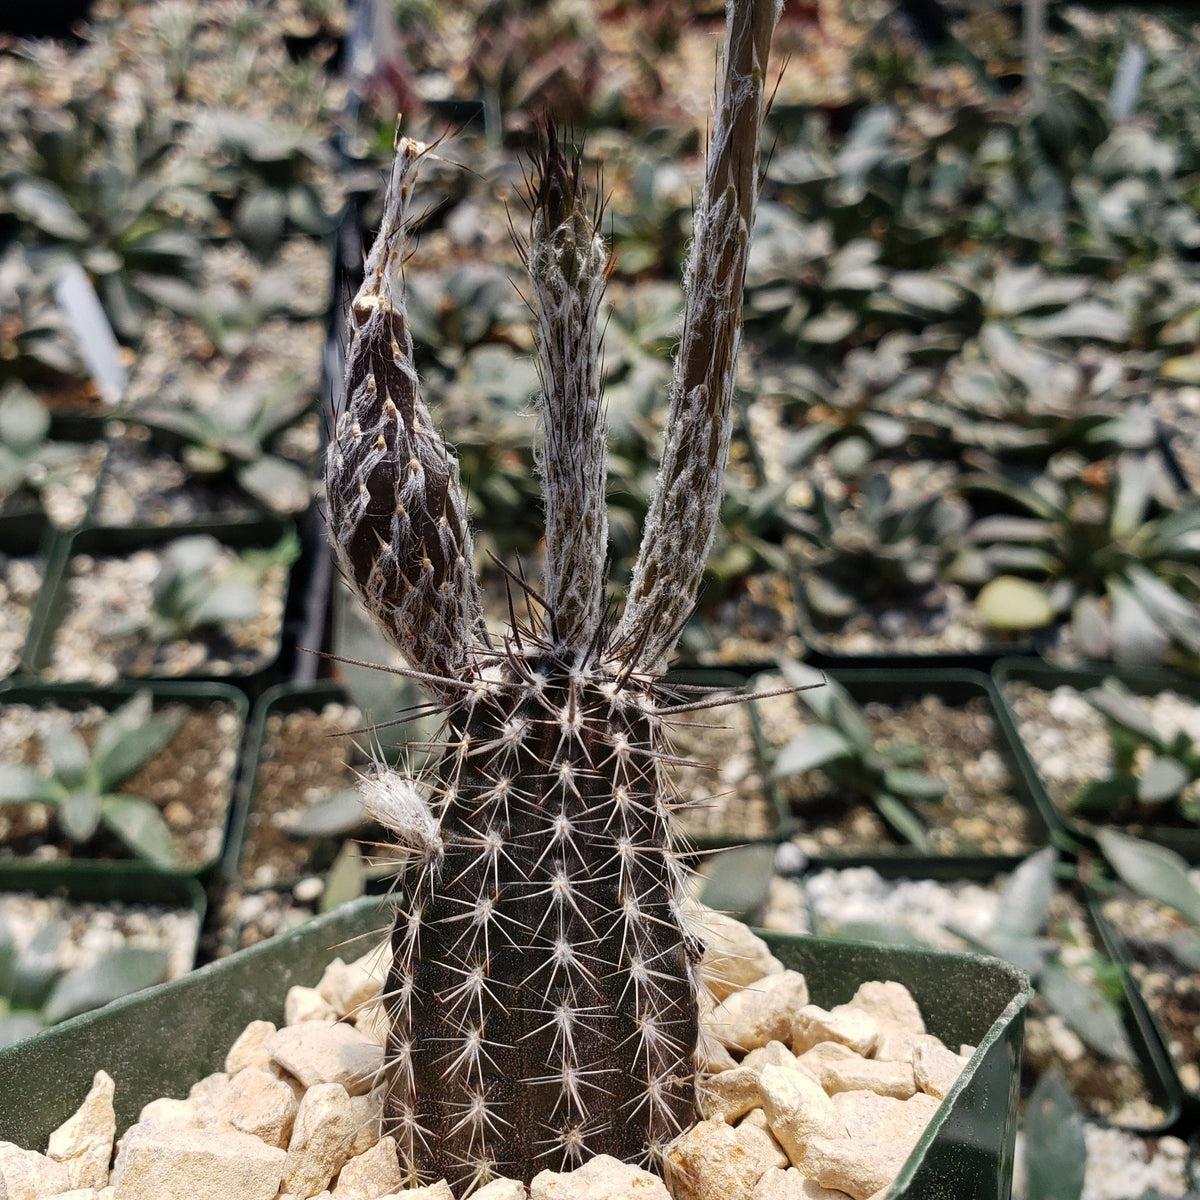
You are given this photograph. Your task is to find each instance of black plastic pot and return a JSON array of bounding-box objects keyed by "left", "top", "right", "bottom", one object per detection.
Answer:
[
  {"left": 0, "top": 895, "right": 1032, "bottom": 1200},
  {"left": 755, "top": 667, "right": 1057, "bottom": 870},
  {"left": 792, "top": 858, "right": 1184, "bottom": 1135},
  {"left": 0, "top": 680, "right": 248, "bottom": 879},
  {"left": 1088, "top": 884, "right": 1200, "bottom": 1122},
  {"left": 225, "top": 680, "right": 370, "bottom": 894},
  {"left": 992, "top": 657, "right": 1200, "bottom": 862},
  {"left": 22, "top": 519, "right": 296, "bottom": 690}
]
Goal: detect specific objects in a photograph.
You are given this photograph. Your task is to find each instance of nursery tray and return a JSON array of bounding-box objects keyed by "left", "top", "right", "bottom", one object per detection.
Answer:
[
  {"left": 21, "top": 518, "right": 296, "bottom": 690},
  {"left": 757, "top": 668, "right": 1057, "bottom": 870},
  {"left": 0, "top": 680, "right": 249, "bottom": 879},
  {"left": 992, "top": 658, "right": 1200, "bottom": 862},
  {"left": 0, "top": 895, "right": 1032, "bottom": 1200},
  {"left": 1087, "top": 885, "right": 1198, "bottom": 1125},
  {"left": 792, "top": 858, "right": 1184, "bottom": 1135}
]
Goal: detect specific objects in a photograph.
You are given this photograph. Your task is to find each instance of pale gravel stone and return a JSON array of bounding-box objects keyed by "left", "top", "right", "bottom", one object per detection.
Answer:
[
  {"left": 741, "top": 1041, "right": 800, "bottom": 1073},
  {"left": 285, "top": 987, "right": 338, "bottom": 1026},
  {"left": 707, "top": 971, "right": 810, "bottom": 1051},
  {"left": 811, "top": 1053, "right": 916, "bottom": 1100},
  {"left": 376, "top": 1184, "right": 453, "bottom": 1200},
  {"left": 694, "top": 905, "right": 785, "bottom": 1001},
  {"left": 269, "top": 1023, "right": 382, "bottom": 1096},
  {"left": 317, "top": 957, "right": 381, "bottom": 1020},
  {"left": 911, "top": 1036, "right": 968, "bottom": 1100},
  {"left": 136, "top": 1098, "right": 195, "bottom": 1127},
  {"left": 472, "top": 1180, "right": 528, "bottom": 1200},
  {"left": 700, "top": 1066, "right": 764, "bottom": 1123},
  {"left": 752, "top": 1167, "right": 854, "bottom": 1198},
  {"left": 665, "top": 1118, "right": 772, "bottom": 1200},
  {"left": 759, "top": 1063, "right": 844, "bottom": 1166},
  {"left": 226, "top": 1021, "right": 278, "bottom": 1074},
  {"left": 110, "top": 1126, "right": 284, "bottom": 1200},
  {"left": 736, "top": 1109, "right": 789, "bottom": 1171},
  {"left": 213, "top": 1067, "right": 298, "bottom": 1149},
  {"left": 791, "top": 1004, "right": 879, "bottom": 1057},
  {"left": 0, "top": 1142, "right": 71, "bottom": 1199},
  {"left": 47, "top": 1071, "right": 115, "bottom": 1188},
  {"left": 532, "top": 1154, "right": 669, "bottom": 1198},
  {"left": 281, "top": 1084, "right": 356, "bottom": 1199},
  {"left": 327, "top": 1136, "right": 402, "bottom": 1199}
]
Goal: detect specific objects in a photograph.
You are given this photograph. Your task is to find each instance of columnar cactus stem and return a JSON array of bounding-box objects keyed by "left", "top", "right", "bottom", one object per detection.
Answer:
[
  {"left": 325, "top": 1, "right": 781, "bottom": 1189},
  {"left": 613, "top": 0, "right": 781, "bottom": 672}
]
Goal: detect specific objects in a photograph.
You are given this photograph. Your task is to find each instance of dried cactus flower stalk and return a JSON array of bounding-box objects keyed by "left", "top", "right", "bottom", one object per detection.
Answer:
[{"left": 324, "top": 0, "right": 781, "bottom": 1189}]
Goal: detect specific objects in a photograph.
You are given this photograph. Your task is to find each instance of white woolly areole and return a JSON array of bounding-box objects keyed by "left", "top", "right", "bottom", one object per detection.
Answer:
[{"left": 360, "top": 770, "right": 442, "bottom": 853}]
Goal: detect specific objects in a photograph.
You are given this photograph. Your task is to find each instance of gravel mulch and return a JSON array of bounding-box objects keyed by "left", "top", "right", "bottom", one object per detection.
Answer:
[
  {"left": 0, "top": 556, "right": 41, "bottom": 677},
  {"left": 0, "top": 701, "right": 241, "bottom": 869},
  {"left": 754, "top": 676, "right": 1037, "bottom": 855},
  {"left": 0, "top": 892, "right": 200, "bottom": 981},
  {"left": 1006, "top": 680, "right": 1200, "bottom": 833},
  {"left": 1101, "top": 882, "right": 1200, "bottom": 1097},
  {"left": 45, "top": 548, "right": 288, "bottom": 682}
]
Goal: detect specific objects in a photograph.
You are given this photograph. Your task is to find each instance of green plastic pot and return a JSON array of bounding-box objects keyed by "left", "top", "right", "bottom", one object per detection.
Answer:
[
  {"left": 755, "top": 668, "right": 1056, "bottom": 869},
  {"left": 0, "top": 896, "right": 1032, "bottom": 1200},
  {"left": 992, "top": 658, "right": 1200, "bottom": 863},
  {"left": 793, "top": 858, "right": 1184, "bottom": 1135},
  {"left": 22, "top": 519, "right": 296, "bottom": 689},
  {"left": 1087, "top": 885, "right": 1197, "bottom": 1124},
  {"left": 0, "top": 680, "right": 248, "bottom": 879}
]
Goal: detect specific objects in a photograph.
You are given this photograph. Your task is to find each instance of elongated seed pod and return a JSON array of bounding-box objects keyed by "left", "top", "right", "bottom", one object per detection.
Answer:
[
  {"left": 528, "top": 126, "right": 610, "bottom": 652},
  {"left": 325, "top": 137, "right": 486, "bottom": 691},
  {"left": 613, "top": 0, "right": 782, "bottom": 672}
]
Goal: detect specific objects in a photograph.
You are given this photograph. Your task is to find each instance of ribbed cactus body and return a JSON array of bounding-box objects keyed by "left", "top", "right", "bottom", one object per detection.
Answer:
[{"left": 383, "top": 660, "right": 700, "bottom": 1188}]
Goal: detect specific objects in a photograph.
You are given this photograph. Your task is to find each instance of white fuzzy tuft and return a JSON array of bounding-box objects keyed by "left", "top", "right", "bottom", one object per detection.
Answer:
[{"left": 360, "top": 770, "right": 443, "bottom": 853}]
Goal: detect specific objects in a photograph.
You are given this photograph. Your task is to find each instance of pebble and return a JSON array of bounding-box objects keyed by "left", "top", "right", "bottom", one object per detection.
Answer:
[
  {"left": 0, "top": 1141, "right": 71, "bottom": 1198},
  {"left": 281, "top": 1084, "right": 356, "bottom": 1198},
  {"left": 268, "top": 1023, "right": 382, "bottom": 1097},
  {"left": 532, "top": 1155, "right": 669, "bottom": 1198},
  {"left": 110, "top": 1126, "right": 284, "bottom": 1200},
  {"left": 707, "top": 971, "right": 810, "bottom": 1051},
  {"left": 47, "top": 1071, "right": 115, "bottom": 1188}
]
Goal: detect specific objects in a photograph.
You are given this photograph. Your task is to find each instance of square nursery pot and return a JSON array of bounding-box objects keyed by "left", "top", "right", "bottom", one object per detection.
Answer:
[
  {"left": 755, "top": 668, "right": 1056, "bottom": 871},
  {"left": 21, "top": 519, "right": 297, "bottom": 690},
  {"left": 0, "top": 680, "right": 249, "bottom": 880},
  {"left": 1087, "top": 886, "right": 1198, "bottom": 1126},
  {"left": 992, "top": 658, "right": 1200, "bottom": 863},
  {"left": 790, "top": 858, "right": 1184, "bottom": 1135},
  {"left": 0, "top": 896, "right": 1032, "bottom": 1200},
  {"left": 0, "top": 510, "right": 61, "bottom": 681}
]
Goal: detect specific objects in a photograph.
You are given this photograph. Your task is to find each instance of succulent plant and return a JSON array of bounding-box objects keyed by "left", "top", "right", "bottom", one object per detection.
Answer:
[
  {"left": 1, "top": 99, "right": 206, "bottom": 340},
  {"left": 324, "top": 0, "right": 781, "bottom": 1183},
  {"left": 0, "top": 690, "right": 184, "bottom": 867},
  {"left": 960, "top": 455, "right": 1200, "bottom": 666},
  {"left": 127, "top": 379, "right": 315, "bottom": 516},
  {"left": 792, "top": 471, "right": 968, "bottom": 628},
  {"left": 0, "top": 917, "right": 169, "bottom": 1050},
  {"left": 111, "top": 533, "right": 299, "bottom": 644},
  {"left": 199, "top": 112, "right": 334, "bottom": 255},
  {"left": 0, "top": 247, "right": 86, "bottom": 393},
  {"left": 770, "top": 661, "right": 944, "bottom": 848},
  {"left": 1070, "top": 681, "right": 1200, "bottom": 826},
  {"left": 0, "top": 383, "right": 94, "bottom": 517}
]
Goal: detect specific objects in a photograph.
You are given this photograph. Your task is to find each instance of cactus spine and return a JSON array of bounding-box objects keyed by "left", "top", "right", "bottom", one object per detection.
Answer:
[{"left": 324, "top": 1, "right": 781, "bottom": 1188}]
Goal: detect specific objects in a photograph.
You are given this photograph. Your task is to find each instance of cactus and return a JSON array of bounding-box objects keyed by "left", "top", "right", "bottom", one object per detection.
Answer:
[{"left": 324, "top": 1, "right": 781, "bottom": 1187}]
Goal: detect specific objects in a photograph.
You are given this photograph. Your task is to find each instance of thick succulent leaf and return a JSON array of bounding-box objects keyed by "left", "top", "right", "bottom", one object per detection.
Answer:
[
  {"left": 875, "top": 795, "right": 929, "bottom": 848},
  {"left": 94, "top": 705, "right": 185, "bottom": 794},
  {"left": 236, "top": 456, "right": 311, "bottom": 515},
  {"left": 1111, "top": 454, "right": 1154, "bottom": 540},
  {"left": 235, "top": 188, "right": 287, "bottom": 252},
  {"left": 1070, "top": 775, "right": 1139, "bottom": 815},
  {"left": 8, "top": 178, "right": 88, "bottom": 240},
  {"left": 881, "top": 769, "right": 946, "bottom": 800},
  {"left": 10, "top": 921, "right": 66, "bottom": 1010},
  {"left": 1071, "top": 595, "right": 1111, "bottom": 660},
  {"left": 1169, "top": 929, "right": 1200, "bottom": 969},
  {"left": 1108, "top": 580, "right": 1171, "bottom": 666},
  {"left": 774, "top": 726, "right": 853, "bottom": 778},
  {"left": 803, "top": 572, "right": 857, "bottom": 619},
  {"left": 1137, "top": 756, "right": 1190, "bottom": 805},
  {"left": 288, "top": 789, "right": 368, "bottom": 839},
  {"left": 992, "top": 847, "right": 1058, "bottom": 940},
  {"left": 1084, "top": 681, "right": 1161, "bottom": 745},
  {"left": 0, "top": 766, "right": 60, "bottom": 806},
  {"left": 1014, "top": 301, "right": 1129, "bottom": 343},
  {"left": 1038, "top": 958, "right": 1136, "bottom": 1064},
  {"left": 976, "top": 576, "right": 1055, "bottom": 632},
  {"left": 1097, "top": 830, "right": 1200, "bottom": 925},
  {"left": 58, "top": 788, "right": 102, "bottom": 843},
  {"left": 969, "top": 516, "right": 1056, "bottom": 543},
  {"left": 42, "top": 946, "right": 169, "bottom": 1025},
  {"left": 0, "top": 384, "right": 51, "bottom": 453},
  {"left": 187, "top": 579, "right": 260, "bottom": 630},
  {"left": 99, "top": 796, "right": 176, "bottom": 868},
  {"left": 48, "top": 727, "right": 91, "bottom": 791},
  {"left": 1024, "top": 1071, "right": 1086, "bottom": 1200},
  {"left": 699, "top": 844, "right": 778, "bottom": 921},
  {"left": 320, "top": 841, "right": 367, "bottom": 914}
]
